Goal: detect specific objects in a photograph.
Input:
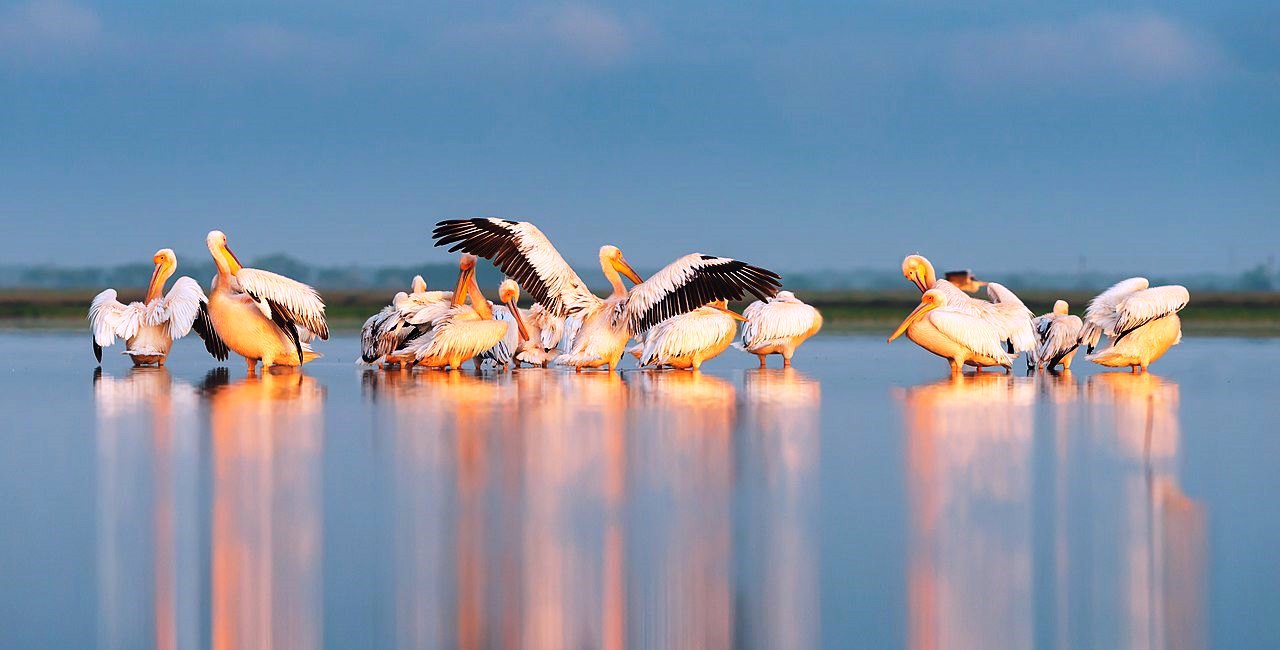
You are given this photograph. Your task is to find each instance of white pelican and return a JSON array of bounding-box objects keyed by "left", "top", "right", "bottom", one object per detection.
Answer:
[
  {"left": 403, "top": 255, "right": 512, "bottom": 369},
  {"left": 1032, "top": 300, "right": 1083, "bottom": 372},
  {"left": 888, "top": 288, "right": 1015, "bottom": 374},
  {"left": 89, "top": 248, "right": 228, "bottom": 366},
  {"left": 205, "top": 230, "right": 328, "bottom": 372},
  {"left": 514, "top": 302, "right": 564, "bottom": 367},
  {"left": 902, "top": 254, "right": 1037, "bottom": 366},
  {"left": 433, "top": 218, "right": 781, "bottom": 372},
  {"left": 360, "top": 275, "right": 454, "bottom": 366},
  {"left": 634, "top": 300, "right": 745, "bottom": 370},
  {"left": 1079, "top": 278, "right": 1189, "bottom": 373},
  {"left": 478, "top": 278, "right": 532, "bottom": 370},
  {"left": 734, "top": 291, "right": 824, "bottom": 368}
]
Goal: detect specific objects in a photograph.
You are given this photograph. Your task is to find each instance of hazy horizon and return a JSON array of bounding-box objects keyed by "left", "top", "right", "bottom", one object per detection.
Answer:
[{"left": 2, "top": 1, "right": 1276, "bottom": 273}]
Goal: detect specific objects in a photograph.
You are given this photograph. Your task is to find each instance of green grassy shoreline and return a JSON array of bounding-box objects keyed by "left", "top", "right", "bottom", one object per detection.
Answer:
[{"left": 3, "top": 288, "right": 1277, "bottom": 336}]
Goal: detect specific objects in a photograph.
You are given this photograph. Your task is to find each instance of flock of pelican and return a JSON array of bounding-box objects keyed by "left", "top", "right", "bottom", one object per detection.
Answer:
[{"left": 88, "top": 223, "right": 1188, "bottom": 375}]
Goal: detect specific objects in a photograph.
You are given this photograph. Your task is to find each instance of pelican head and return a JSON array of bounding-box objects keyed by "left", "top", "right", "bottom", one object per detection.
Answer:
[
  {"left": 901, "top": 254, "right": 936, "bottom": 293},
  {"left": 411, "top": 275, "right": 427, "bottom": 294},
  {"left": 775, "top": 291, "right": 798, "bottom": 303},
  {"left": 147, "top": 248, "right": 178, "bottom": 301},
  {"left": 1053, "top": 300, "right": 1069, "bottom": 315},
  {"left": 600, "top": 245, "right": 643, "bottom": 285},
  {"left": 889, "top": 288, "right": 946, "bottom": 343},
  {"left": 206, "top": 230, "right": 242, "bottom": 276},
  {"left": 451, "top": 254, "right": 478, "bottom": 306},
  {"left": 498, "top": 279, "right": 531, "bottom": 341},
  {"left": 709, "top": 299, "right": 747, "bottom": 322}
]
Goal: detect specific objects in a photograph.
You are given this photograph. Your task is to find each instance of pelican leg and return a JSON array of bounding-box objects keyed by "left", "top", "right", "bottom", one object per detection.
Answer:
[
  {"left": 782, "top": 354, "right": 792, "bottom": 368},
  {"left": 245, "top": 357, "right": 257, "bottom": 374},
  {"left": 757, "top": 355, "right": 768, "bottom": 369},
  {"left": 1131, "top": 365, "right": 1140, "bottom": 374},
  {"left": 948, "top": 359, "right": 962, "bottom": 375}
]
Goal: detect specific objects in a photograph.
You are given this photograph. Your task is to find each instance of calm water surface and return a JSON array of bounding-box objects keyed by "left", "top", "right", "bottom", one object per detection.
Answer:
[{"left": 1, "top": 333, "right": 1278, "bottom": 648}]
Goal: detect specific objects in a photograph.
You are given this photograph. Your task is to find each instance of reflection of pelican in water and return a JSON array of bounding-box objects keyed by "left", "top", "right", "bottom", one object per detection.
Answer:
[
  {"left": 204, "top": 369, "right": 325, "bottom": 650},
  {"left": 94, "top": 367, "right": 200, "bottom": 650},
  {"left": 900, "top": 373, "right": 1036, "bottom": 650}
]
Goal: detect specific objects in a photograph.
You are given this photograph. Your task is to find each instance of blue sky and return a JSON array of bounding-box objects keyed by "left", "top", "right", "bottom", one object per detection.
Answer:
[{"left": 1, "top": 0, "right": 1276, "bottom": 275}]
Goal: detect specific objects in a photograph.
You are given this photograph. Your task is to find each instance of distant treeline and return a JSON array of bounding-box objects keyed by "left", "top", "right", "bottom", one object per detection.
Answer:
[{"left": 1, "top": 255, "right": 1277, "bottom": 293}]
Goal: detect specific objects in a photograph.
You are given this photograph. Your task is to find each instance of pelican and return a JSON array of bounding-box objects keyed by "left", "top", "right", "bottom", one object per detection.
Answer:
[
  {"left": 478, "top": 278, "right": 532, "bottom": 370},
  {"left": 902, "top": 254, "right": 1037, "bottom": 367},
  {"left": 89, "top": 248, "right": 228, "bottom": 366},
  {"left": 1032, "top": 300, "right": 1083, "bottom": 372},
  {"left": 634, "top": 300, "right": 745, "bottom": 370},
  {"left": 1079, "top": 278, "right": 1189, "bottom": 373},
  {"left": 433, "top": 218, "right": 781, "bottom": 372},
  {"left": 514, "top": 302, "right": 564, "bottom": 367},
  {"left": 402, "top": 254, "right": 512, "bottom": 369},
  {"left": 888, "top": 288, "right": 1015, "bottom": 374},
  {"left": 360, "top": 275, "right": 454, "bottom": 366},
  {"left": 734, "top": 291, "right": 824, "bottom": 368},
  {"left": 205, "top": 230, "right": 328, "bottom": 372}
]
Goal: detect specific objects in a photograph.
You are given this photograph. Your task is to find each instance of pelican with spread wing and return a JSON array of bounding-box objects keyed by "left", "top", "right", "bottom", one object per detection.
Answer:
[
  {"left": 734, "top": 291, "right": 824, "bottom": 368},
  {"left": 360, "top": 275, "right": 455, "bottom": 366},
  {"left": 1079, "top": 278, "right": 1189, "bottom": 372},
  {"left": 1032, "top": 300, "right": 1084, "bottom": 372},
  {"left": 205, "top": 230, "right": 328, "bottom": 372},
  {"left": 89, "top": 248, "right": 227, "bottom": 366},
  {"left": 888, "top": 288, "right": 1016, "bottom": 374},
  {"left": 402, "top": 255, "right": 515, "bottom": 369},
  {"left": 634, "top": 300, "right": 745, "bottom": 370},
  {"left": 433, "top": 218, "right": 782, "bottom": 371},
  {"left": 902, "top": 254, "right": 1038, "bottom": 367}
]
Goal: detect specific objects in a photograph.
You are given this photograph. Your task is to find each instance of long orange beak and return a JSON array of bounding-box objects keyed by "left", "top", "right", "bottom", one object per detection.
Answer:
[
  {"left": 614, "top": 257, "right": 643, "bottom": 285},
  {"left": 467, "top": 273, "right": 494, "bottom": 319},
  {"left": 909, "top": 272, "right": 929, "bottom": 293},
  {"left": 712, "top": 303, "right": 747, "bottom": 322},
  {"left": 451, "top": 266, "right": 473, "bottom": 306},
  {"left": 223, "top": 245, "right": 243, "bottom": 275},
  {"left": 146, "top": 261, "right": 166, "bottom": 301},
  {"left": 505, "top": 298, "right": 531, "bottom": 341},
  {"left": 888, "top": 301, "right": 936, "bottom": 342}
]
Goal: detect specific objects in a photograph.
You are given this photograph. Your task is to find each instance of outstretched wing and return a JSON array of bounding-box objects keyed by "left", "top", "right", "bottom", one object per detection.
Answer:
[
  {"left": 234, "top": 267, "right": 329, "bottom": 340},
  {"left": 191, "top": 301, "right": 229, "bottom": 361},
  {"left": 1113, "top": 285, "right": 1189, "bottom": 342},
  {"left": 89, "top": 289, "right": 144, "bottom": 361},
  {"left": 1080, "top": 277, "right": 1149, "bottom": 352},
  {"left": 623, "top": 253, "right": 781, "bottom": 334},
  {"left": 432, "top": 218, "right": 600, "bottom": 317},
  {"left": 163, "top": 277, "right": 207, "bottom": 340}
]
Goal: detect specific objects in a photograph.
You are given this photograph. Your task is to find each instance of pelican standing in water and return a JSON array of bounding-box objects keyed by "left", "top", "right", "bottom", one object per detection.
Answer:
[
  {"left": 478, "top": 278, "right": 532, "bottom": 370},
  {"left": 1032, "top": 300, "right": 1084, "bottom": 372},
  {"left": 433, "top": 218, "right": 781, "bottom": 372},
  {"left": 634, "top": 300, "right": 746, "bottom": 370},
  {"left": 204, "top": 230, "right": 328, "bottom": 372},
  {"left": 360, "top": 275, "right": 454, "bottom": 367},
  {"left": 888, "top": 289, "right": 1015, "bottom": 374},
  {"left": 734, "top": 291, "right": 824, "bottom": 368},
  {"left": 901, "top": 254, "right": 1037, "bottom": 367},
  {"left": 90, "top": 248, "right": 228, "bottom": 366},
  {"left": 514, "top": 302, "right": 564, "bottom": 367},
  {"left": 403, "top": 255, "right": 514, "bottom": 370},
  {"left": 1079, "top": 278, "right": 1189, "bottom": 373}
]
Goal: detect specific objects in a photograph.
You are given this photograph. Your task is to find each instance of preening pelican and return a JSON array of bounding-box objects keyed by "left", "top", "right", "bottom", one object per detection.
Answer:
[
  {"left": 635, "top": 300, "right": 745, "bottom": 370},
  {"left": 403, "top": 255, "right": 512, "bottom": 369},
  {"left": 205, "top": 230, "right": 328, "bottom": 372},
  {"left": 902, "top": 254, "right": 1038, "bottom": 366},
  {"left": 89, "top": 248, "right": 227, "bottom": 366},
  {"left": 478, "top": 278, "right": 532, "bottom": 370},
  {"left": 433, "top": 218, "right": 781, "bottom": 371},
  {"left": 1080, "top": 278, "right": 1189, "bottom": 372},
  {"left": 1032, "top": 300, "right": 1083, "bottom": 372},
  {"left": 360, "top": 275, "right": 454, "bottom": 366},
  {"left": 734, "top": 291, "right": 823, "bottom": 368},
  {"left": 888, "top": 288, "right": 1015, "bottom": 374}
]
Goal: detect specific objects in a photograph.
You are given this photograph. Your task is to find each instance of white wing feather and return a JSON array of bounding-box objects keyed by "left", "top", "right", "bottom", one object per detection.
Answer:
[
  {"left": 162, "top": 277, "right": 207, "bottom": 340},
  {"left": 1114, "top": 286, "right": 1190, "bottom": 335},
  {"left": 232, "top": 267, "right": 328, "bottom": 339},
  {"left": 640, "top": 308, "right": 736, "bottom": 366},
  {"left": 1081, "top": 277, "right": 1150, "bottom": 348},
  {"left": 89, "top": 289, "right": 144, "bottom": 347},
  {"left": 1037, "top": 314, "right": 1084, "bottom": 364},
  {"left": 927, "top": 310, "right": 1015, "bottom": 363},
  {"left": 740, "top": 300, "right": 822, "bottom": 348}
]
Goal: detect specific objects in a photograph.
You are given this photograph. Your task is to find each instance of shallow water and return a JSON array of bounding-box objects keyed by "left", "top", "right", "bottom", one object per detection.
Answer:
[{"left": 1, "top": 333, "right": 1278, "bottom": 648}]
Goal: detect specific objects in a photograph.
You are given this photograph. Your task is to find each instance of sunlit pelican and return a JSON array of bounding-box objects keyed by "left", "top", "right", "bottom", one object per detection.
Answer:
[
  {"left": 634, "top": 300, "right": 745, "bottom": 370},
  {"left": 902, "top": 254, "right": 1037, "bottom": 367},
  {"left": 1032, "top": 300, "right": 1084, "bottom": 372},
  {"left": 515, "top": 302, "right": 564, "bottom": 367},
  {"left": 360, "top": 275, "right": 454, "bottom": 367},
  {"left": 1080, "top": 278, "right": 1189, "bottom": 373},
  {"left": 734, "top": 291, "right": 824, "bottom": 368},
  {"left": 478, "top": 278, "right": 532, "bottom": 370},
  {"left": 888, "top": 288, "right": 1016, "bottom": 374},
  {"left": 433, "top": 218, "right": 781, "bottom": 372},
  {"left": 205, "top": 230, "right": 328, "bottom": 373},
  {"left": 403, "top": 255, "right": 513, "bottom": 370},
  {"left": 89, "top": 248, "right": 228, "bottom": 366}
]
